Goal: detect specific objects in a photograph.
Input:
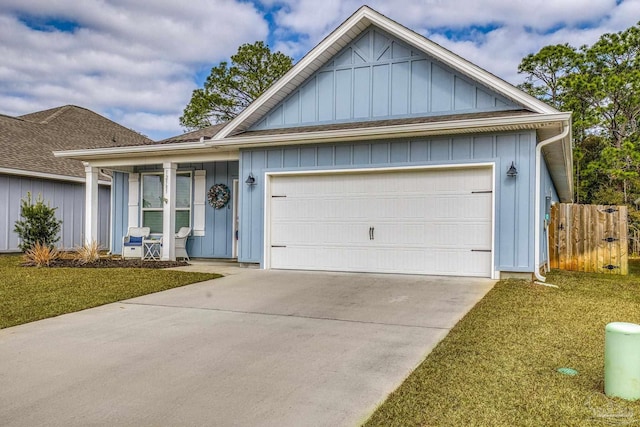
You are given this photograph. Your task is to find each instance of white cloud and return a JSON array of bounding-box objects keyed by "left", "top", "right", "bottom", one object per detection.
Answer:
[
  {"left": 114, "top": 112, "right": 183, "bottom": 135},
  {"left": 425, "top": 0, "right": 640, "bottom": 85},
  {"left": 268, "top": 0, "right": 623, "bottom": 40},
  {"left": 264, "top": 0, "right": 638, "bottom": 87},
  {"left": 0, "top": 0, "right": 269, "bottom": 139},
  {"left": 0, "top": 0, "right": 637, "bottom": 140}
]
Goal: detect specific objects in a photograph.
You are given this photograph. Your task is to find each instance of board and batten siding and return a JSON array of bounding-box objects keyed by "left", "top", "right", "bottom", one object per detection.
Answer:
[
  {"left": 110, "top": 171, "right": 129, "bottom": 255},
  {"left": 239, "top": 131, "right": 536, "bottom": 273},
  {"left": 111, "top": 161, "right": 238, "bottom": 258},
  {"left": 251, "top": 27, "right": 520, "bottom": 131},
  {"left": 0, "top": 174, "right": 110, "bottom": 252},
  {"left": 539, "top": 154, "right": 559, "bottom": 266}
]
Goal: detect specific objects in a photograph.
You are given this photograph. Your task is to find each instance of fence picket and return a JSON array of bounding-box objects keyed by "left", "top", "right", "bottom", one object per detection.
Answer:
[
  {"left": 549, "top": 203, "right": 627, "bottom": 275},
  {"left": 549, "top": 204, "right": 558, "bottom": 269},
  {"left": 558, "top": 205, "right": 567, "bottom": 271},
  {"left": 620, "top": 206, "right": 629, "bottom": 275}
]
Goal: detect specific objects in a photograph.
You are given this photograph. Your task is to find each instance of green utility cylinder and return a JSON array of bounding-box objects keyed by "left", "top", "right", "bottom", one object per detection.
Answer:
[{"left": 605, "top": 322, "right": 640, "bottom": 400}]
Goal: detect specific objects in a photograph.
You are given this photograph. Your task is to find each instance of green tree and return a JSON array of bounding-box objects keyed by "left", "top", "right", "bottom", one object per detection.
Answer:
[
  {"left": 14, "top": 192, "right": 62, "bottom": 252},
  {"left": 517, "top": 43, "right": 579, "bottom": 110},
  {"left": 518, "top": 22, "right": 640, "bottom": 208},
  {"left": 573, "top": 24, "right": 640, "bottom": 148},
  {"left": 180, "top": 41, "right": 294, "bottom": 130}
]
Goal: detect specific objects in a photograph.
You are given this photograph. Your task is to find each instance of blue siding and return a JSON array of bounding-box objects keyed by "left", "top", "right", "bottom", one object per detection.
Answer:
[
  {"left": 98, "top": 186, "right": 111, "bottom": 250},
  {"left": 194, "top": 161, "right": 238, "bottom": 258},
  {"left": 539, "top": 155, "right": 559, "bottom": 266},
  {"left": 252, "top": 27, "right": 520, "bottom": 131},
  {"left": 239, "top": 131, "right": 538, "bottom": 273},
  {"left": 111, "top": 172, "right": 129, "bottom": 254},
  {"left": 0, "top": 174, "right": 110, "bottom": 252},
  {"left": 112, "top": 162, "right": 238, "bottom": 258}
]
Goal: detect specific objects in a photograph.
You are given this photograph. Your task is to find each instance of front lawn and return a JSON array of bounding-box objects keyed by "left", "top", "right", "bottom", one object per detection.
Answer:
[
  {"left": 0, "top": 254, "right": 220, "bottom": 329},
  {"left": 365, "top": 262, "right": 640, "bottom": 426}
]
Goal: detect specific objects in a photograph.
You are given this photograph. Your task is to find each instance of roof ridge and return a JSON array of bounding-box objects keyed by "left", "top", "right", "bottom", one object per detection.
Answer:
[
  {"left": 214, "top": 6, "right": 558, "bottom": 140},
  {"left": 36, "top": 105, "right": 73, "bottom": 124},
  {"left": 0, "top": 113, "right": 26, "bottom": 122}
]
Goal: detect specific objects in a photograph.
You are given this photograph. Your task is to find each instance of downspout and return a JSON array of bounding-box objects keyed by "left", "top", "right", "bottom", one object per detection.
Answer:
[{"left": 534, "top": 122, "right": 570, "bottom": 284}]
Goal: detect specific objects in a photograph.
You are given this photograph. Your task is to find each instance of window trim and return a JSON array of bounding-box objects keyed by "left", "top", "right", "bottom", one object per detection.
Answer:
[{"left": 140, "top": 171, "right": 192, "bottom": 234}]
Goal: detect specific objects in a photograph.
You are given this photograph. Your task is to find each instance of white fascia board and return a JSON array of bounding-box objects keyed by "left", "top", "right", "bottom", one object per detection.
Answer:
[
  {"left": 210, "top": 112, "right": 572, "bottom": 149},
  {"left": 81, "top": 150, "right": 240, "bottom": 169},
  {"left": 53, "top": 141, "right": 209, "bottom": 160},
  {"left": 0, "top": 167, "right": 110, "bottom": 186},
  {"left": 215, "top": 6, "right": 557, "bottom": 140},
  {"left": 214, "top": 7, "right": 373, "bottom": 140},
  {"left": 565, "top": 136, "right": 574, "bottom": 198}
]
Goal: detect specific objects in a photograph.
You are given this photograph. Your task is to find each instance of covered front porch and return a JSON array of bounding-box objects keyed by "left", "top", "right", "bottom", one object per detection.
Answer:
[{"left": 83, "top": 154, "right": 239, "bottom": 261}]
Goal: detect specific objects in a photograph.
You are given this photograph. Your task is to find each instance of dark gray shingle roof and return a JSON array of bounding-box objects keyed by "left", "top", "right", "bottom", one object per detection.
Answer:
[
  {"left": 235, "top": 110, "right": 536, "bottom": 138},
  {"left": 1, "top": 105, "right": 153, "bottom": 179},
  {"left": 157, "top": 123, "right": 227, "bottom": 144}
]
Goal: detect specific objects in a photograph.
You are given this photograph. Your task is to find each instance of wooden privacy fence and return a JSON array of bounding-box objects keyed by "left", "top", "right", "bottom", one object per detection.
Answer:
[{"left": 549, "top": 204, "right": 628, "bottom": 275}]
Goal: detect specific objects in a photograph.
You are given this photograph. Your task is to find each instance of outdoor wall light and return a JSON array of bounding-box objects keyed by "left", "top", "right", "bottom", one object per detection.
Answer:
[
  {"left": 245, "top": 173, "right": 256, "bottom": 186},
  {"left": 506, "top": 161, "right": 518, "bottom": 178}
]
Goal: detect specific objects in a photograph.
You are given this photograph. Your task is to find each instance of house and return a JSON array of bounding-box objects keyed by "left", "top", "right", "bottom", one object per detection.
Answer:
[
  {"left": 0, "top": 105, "right": 153, "bottom": 252},
  {"left": 55, "top": 6, "right": 572, "bottom": 281}
]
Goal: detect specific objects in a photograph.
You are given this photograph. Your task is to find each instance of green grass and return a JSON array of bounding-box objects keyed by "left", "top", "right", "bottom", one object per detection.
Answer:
[
  {"left": 365, "top": 262, "right": 640, "bottom": 427},
  {"left": 0, "top": 255, "right": 221, "bottom": 329}
]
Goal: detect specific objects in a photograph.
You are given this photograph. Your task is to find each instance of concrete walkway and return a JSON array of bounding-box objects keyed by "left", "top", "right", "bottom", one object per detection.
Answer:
[
  {"left": 0, "top": 268, "right": 494, "bottom": 427},
  {"left": 167, "top": 258, "right": 255, "bottom": 275}
]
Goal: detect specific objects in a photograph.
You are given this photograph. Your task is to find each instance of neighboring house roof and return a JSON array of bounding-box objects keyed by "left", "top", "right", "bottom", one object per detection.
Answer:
[
  {"left": 158, "top": 123, "right": 227, "bottom": 144},
  {"left": 0, "top": 105, "right": 152, "bottom": 180}
]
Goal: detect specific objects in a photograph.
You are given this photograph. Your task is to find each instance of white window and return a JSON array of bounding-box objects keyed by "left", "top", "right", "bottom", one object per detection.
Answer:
[{"left": 141, "top": 172, "right": 192, "bottom": 234}]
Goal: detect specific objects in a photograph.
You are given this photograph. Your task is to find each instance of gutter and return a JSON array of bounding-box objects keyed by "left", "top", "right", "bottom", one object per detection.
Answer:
[
  {"left": 534, "top": 122, "right": 570, "bottom": 283},
  {"left": 0, "top": 167, "right": 110, "bottom": 186},
  {"left": 53, "top": 140, "right": 208, "bottom": 159},
  {"left": 51, "top": 113, "right": 568, "bottom": 162},
  {"left": 211, "top": 112, "right": 570, "bottom": 148}
]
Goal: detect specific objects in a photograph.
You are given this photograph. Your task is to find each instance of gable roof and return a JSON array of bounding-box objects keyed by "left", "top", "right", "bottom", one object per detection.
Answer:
[
  {"left": 215, "top": 5, "right": 557, "bottom": 140},
  {"left": 0, "top": 105, "right": 152, "bottom": 180},
  {"left": 53, "top": 6, "right": 572, "bottom": 202}
]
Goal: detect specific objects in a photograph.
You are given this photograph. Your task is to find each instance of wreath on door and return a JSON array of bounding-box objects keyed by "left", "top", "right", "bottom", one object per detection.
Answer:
[{"left": 208, "top": 184, "right": 230, "bottom": 209}]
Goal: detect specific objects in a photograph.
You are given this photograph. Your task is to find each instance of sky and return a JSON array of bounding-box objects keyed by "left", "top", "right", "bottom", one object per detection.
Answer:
[{"left": 0, "top": 0, "right": 638, "bottom": 141}]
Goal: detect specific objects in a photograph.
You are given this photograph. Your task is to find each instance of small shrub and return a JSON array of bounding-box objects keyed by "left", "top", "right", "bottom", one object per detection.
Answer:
[
  {"left": 14, "top": 192, "right": 62, "bottom": 252},
  {"left": 23, "top": 242, "right": 59, "bottom": 267},
  {"left": 74, "top": 241, "right": 101, "bottom": 265}
]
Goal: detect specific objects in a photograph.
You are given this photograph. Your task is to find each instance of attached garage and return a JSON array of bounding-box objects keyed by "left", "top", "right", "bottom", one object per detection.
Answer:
[
  {"left": 61, "top": 7, "right": 573, "bottom": 283},
  {"left": 266, "top": 166, "right": 494, "bottom": 277}
]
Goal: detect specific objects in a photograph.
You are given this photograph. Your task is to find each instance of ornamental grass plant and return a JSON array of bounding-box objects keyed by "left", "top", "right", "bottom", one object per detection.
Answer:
[
  {"left": 23, "top": 242, "right": 59, "bottom": 267},
  {"left": 73, "top": 240, "right": 101, "bottom": 265}
]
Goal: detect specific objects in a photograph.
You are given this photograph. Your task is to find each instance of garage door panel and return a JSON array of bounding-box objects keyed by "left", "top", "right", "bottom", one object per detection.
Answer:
[
  {"left": 272, "top": 222, "right": 370, "bottom": 245},
  {"left": 269, "top": 168, "right": 493, "bottom": 277},
  {"left": 272, "top": 246, "right": 373, "bottom": 271},
  {"left": 465, "top": 194, "right": 492, "bottom": 218},
  {"left": 375, "top": 223, "right": 425, "bottom": 245}
]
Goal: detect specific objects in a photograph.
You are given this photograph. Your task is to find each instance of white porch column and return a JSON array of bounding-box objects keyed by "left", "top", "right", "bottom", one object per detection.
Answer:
[
  {"left": 127, "top": 173, "right": 140, "bottom": 228},
  {"left": 161, "top": 162, "right": 176, "bottom": 261},
  {"left": 84, "top": 164, "right": 99, "bottom": 246}
]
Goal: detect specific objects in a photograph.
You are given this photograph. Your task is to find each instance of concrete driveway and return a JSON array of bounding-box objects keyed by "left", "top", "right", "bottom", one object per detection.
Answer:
[{"left": 0, "top": 269, "right": 494, "bottom": 427}]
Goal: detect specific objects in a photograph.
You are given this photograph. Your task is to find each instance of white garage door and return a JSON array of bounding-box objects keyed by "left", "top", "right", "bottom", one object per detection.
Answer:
[{"left": 268, "top": 167, "right": 493, "bottom": 277}]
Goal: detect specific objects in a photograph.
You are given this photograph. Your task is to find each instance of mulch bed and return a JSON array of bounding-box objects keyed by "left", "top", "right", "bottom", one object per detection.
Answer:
[{"left": 24, "top": 258, "right": 189, "bottom": 269}]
